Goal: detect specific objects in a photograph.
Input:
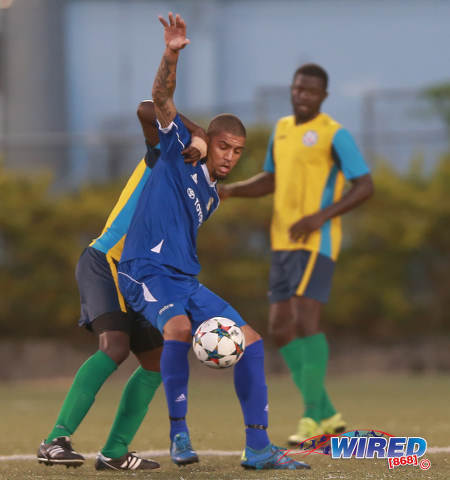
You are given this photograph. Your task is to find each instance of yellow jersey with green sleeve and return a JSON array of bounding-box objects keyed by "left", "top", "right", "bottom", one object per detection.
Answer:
[{"left": 263, "top": 113, "right": 370, "bottom": 260}]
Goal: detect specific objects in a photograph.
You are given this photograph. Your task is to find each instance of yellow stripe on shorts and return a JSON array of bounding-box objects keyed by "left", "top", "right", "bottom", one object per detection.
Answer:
[
  {"left": 106, "top": 253, "right": 127, "bottom": 313},
  {"left": 295, "top": 251, "right": 319, "bottom": 297}
]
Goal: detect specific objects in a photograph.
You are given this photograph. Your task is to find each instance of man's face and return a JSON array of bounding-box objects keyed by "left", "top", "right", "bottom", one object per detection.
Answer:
[
  {"left": 207, "top": 131, "right": 245, "bottom": 180},
  {"left": 291, "top": 74, "right": 327, "bottom": 123}
]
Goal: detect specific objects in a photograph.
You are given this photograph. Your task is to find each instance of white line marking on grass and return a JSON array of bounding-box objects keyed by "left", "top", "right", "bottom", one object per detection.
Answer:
[
  {"left": 1, "top": 446, "right": 448, "bottom": 462},
  {"left": 428, "top": 447, "right": 450, "bottom": 453},
  {"left": 0, "top": 449, "right": 242, "bottom": 461}
]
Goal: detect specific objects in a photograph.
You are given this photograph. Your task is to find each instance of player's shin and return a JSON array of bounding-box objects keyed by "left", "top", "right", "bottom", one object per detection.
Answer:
[
  {"left": 160, "top": 340, "right": 191, "bottom": 440},
  {"left": 46, "top": 350, "right": 118, "bottom": 442},
  {"left": 279, "top": 337, "right": 304, "bottom": 393},
  {"left": 233, "top": 340, "right": 270, "bottom": 450},
  {"left": 101, "top": 367, "right": 162, "bottom": 458},
  {"left": 301, "top": 333, "right": 329, "bottom": 421}
]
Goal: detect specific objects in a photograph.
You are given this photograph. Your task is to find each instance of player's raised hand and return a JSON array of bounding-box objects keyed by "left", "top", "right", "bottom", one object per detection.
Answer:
[
  {"left": 182, "top": 146, "right": 201, "bottom": 164},
  {"left": 159, "top": 12, "right": 190, "bottom": 52}
]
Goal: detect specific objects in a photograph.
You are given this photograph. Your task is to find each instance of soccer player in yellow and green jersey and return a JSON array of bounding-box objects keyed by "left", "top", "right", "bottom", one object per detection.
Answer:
[
  {"left": 220, "top": 64, "right": 374, "bottom": 444},
  {"left": 38, "top": 101, "right": 207, "bottom": 471}
]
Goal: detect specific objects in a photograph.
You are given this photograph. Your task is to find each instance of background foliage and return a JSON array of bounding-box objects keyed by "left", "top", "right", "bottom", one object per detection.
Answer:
[{"left": 0, "top": 129, "right": 449, "bottom": 340}]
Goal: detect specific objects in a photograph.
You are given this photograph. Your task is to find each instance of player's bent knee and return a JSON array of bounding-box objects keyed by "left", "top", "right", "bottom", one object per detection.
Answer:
[
  {"left": 292, "top": 295, "right": 322, "bottom": 337},
  {"left": 163, "top": 315, "right": 192, "bottom": 342},
  {"left": 241, "top": 325, "right": 261, "bottom": 346},
  {"left": 267, "top": 314, "right": 294, "bottom": 346},
  {"left": 99, "top": 331, "right": 131, "bottom": 365},
  {"left": 136, "top": 346, "right": 162, "bottom": 371}
]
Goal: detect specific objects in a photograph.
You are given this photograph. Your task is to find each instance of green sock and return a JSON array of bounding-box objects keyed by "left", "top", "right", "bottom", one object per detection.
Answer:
[
  {"left": 279, "top": 338, "right": 304, "bottom": 394},
  {"left": 101, "top": 367, "right": 162, "bottom": 459},
  {"left": 46, "top": 350, "right": 117, "bottom": 442},
  {"left": 280, "top": 335, "right": 336, "bottom": 422},
  {"left": 301, "top": 333, "right": 329, "bottom": 422},
  {"left": 320, "top": 388, "right": 337, "bottom": 420}
]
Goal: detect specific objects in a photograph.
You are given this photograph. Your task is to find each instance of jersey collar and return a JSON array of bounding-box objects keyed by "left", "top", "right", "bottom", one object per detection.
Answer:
[{"left": 201, "top": 163, "right": 217, "bottom": 187}]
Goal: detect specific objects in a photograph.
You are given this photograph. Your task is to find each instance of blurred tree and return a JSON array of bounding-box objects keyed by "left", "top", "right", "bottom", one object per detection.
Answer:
[
  {"left": 422, "top": 82, "right": 450, "bottom": 131},
  {"left": 328, "top": 154, "right": 450, "bottom": 338},
  {"left": 0, "top": 168, "right": 123, "bottom": 337},
  {"left": 0, "top": 131, "right": 449, "bottom": 340}
]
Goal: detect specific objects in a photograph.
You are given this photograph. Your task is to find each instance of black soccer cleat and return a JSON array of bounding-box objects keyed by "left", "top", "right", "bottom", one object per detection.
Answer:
[
  {"left": 95, "top": 451, "right": 160, "bottom": 471},
  {"left": 37, "top": 436, "right": 84, "bottom": 467}
]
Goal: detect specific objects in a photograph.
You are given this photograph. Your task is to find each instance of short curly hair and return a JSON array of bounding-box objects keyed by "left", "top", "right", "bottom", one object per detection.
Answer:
[{"left": 293, "top": 63, "right": 328, "bottom": 90}]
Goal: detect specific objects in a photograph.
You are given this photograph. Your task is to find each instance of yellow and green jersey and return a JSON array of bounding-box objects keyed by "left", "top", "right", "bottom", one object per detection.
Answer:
[
  {"left": 263, "top": 113, "right": 369, "bottom": 260},
  {"left": 89, "top": 158, "right": 152, "bottom": 262},
  {"left": 89, "top": 143, "right": 161, "bottom": 263}
]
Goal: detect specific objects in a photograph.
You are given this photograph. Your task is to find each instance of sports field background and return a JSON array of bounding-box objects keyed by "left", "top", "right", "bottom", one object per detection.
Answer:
[{"left": 1, "top": 373, "right": 449, "bottom": 479}]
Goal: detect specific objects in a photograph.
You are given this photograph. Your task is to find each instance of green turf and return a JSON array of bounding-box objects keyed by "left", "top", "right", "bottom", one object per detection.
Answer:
[{"left": 0, "top": 372, "right": 448, "bottom": 479}]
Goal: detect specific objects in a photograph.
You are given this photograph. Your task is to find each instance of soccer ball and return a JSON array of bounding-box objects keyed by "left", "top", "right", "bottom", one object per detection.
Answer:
[{"left": 192, "top": 317, "right": 246, "bottom": 368}]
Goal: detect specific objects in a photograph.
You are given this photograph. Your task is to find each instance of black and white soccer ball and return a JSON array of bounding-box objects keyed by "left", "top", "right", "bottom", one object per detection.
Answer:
[{"left": 192, "top": 317, "right": 246, "bottom": 368}]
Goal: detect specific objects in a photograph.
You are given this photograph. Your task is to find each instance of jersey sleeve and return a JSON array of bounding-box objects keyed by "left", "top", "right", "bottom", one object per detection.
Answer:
[
  {"left": 157, "top": 114, "right": 192, "bottom": 161},
  {"left": 263, "top": 129, "right": 275, "bottom": 173},
  {"left": 332, "top": 128, "right": 370, "bottom": 180}
]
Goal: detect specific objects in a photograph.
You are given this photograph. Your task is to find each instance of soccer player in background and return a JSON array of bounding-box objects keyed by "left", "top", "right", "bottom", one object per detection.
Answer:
[
  {"left": 117, "top": 12, "right": 309, "bottom": 470},
  {"left": 37, "top": 101, "right": 207, "bottom": 471},
  {"left": 219, "top": 64, "right": 374, "bottom": 444}
]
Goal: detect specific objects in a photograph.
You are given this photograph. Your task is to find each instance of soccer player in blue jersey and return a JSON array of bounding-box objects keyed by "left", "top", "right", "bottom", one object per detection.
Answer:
[
  {"left": 117, "top": 12, "right": 309, "bottom": 471},
  {"left": 220, "top": 64, "right": 374, "bottom": 445},
  {"left": 37, "top": 101, "right": 207, "bottom": 471}
]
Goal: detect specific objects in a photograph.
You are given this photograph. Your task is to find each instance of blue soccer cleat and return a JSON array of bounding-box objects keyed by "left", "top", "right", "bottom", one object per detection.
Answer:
[
  {"left": 170, "top": 432, "right": 199, "bottom": 466},
  {"left": 241, "top": 443, "right": 310, "bottom": 470}
]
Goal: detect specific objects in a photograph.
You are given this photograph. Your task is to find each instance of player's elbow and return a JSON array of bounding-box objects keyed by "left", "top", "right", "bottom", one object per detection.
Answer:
[
  {"left": 137, "top": 101, "right": 155, "bottom": 123},
  {"left": 364, "top": 175, "right": 375, "bottom": 200},
  {"left": 355, "top": 174, "right": 374, "bottom": 202}
]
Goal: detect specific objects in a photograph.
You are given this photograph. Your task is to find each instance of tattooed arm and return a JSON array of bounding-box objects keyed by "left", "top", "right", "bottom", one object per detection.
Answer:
[{"left": 152, "top": 12, "right": 190, "bottom": 128}]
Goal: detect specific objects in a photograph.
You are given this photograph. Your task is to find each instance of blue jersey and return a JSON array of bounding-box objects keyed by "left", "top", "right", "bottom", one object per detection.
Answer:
[
  {"left": 120, "top": 114, "right": 219, "bottom": 275},
  {"left": 89, "top": 143, "right": 160, "bottom": 262}
]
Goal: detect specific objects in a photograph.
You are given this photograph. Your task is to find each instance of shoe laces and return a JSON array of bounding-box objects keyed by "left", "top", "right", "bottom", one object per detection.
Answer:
[
  {"left": 174, "top": 433, "right": 191, "bottom": 451},
  {"left": 271, "top": 445, "right": 296, "bottom": 466},
  {"left": 122, "top": 452, "right": 140, "bottom": 467},
  {"left": 54, "top": 436, "right": 72, "bottom": 449}
]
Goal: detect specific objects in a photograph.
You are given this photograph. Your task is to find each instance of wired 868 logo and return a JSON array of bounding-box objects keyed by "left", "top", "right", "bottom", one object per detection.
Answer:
[{"left": 286, "top": 430, "right": 431, "bottom": 471}]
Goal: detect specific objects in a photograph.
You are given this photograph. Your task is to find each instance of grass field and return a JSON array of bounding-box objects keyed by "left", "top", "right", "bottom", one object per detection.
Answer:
[{"left": 0, "top": 372, "right": 449, "bottom": 479}]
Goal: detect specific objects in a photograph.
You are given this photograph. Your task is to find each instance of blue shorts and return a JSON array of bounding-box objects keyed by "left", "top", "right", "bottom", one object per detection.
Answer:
[
  {"left": 268, "top": 250, "right": 335, "bottom": 304},
  {"left": 118, "top": 260, "right": 246, "bottom": 334}
]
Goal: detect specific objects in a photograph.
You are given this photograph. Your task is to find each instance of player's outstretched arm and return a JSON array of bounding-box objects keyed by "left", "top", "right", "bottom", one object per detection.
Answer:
[
  {"left": 152, "top": 12, "right": 190, "bottom": 128},
  {"left": 218, "top": 172, "right": 275, "bottom": 200}
]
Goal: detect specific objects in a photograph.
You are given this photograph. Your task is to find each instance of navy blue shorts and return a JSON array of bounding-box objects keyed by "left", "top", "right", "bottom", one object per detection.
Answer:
[
  {"left": 118, "top": 259, "right": 246, "bottom": 334},
  {"left": 268, "top": 250, "right": 335, "bottom": 304},
  {"left": 76, "top": 247, "right": 163, "bottom": 352}
]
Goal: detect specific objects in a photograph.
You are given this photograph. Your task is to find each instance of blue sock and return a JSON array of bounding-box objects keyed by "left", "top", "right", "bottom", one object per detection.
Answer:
[
  {"left": 160, "top": 340, "right": 191, "bottom": 441},
  {"left": 234, "top": 339, "right": 270, "bottom": 450}
]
